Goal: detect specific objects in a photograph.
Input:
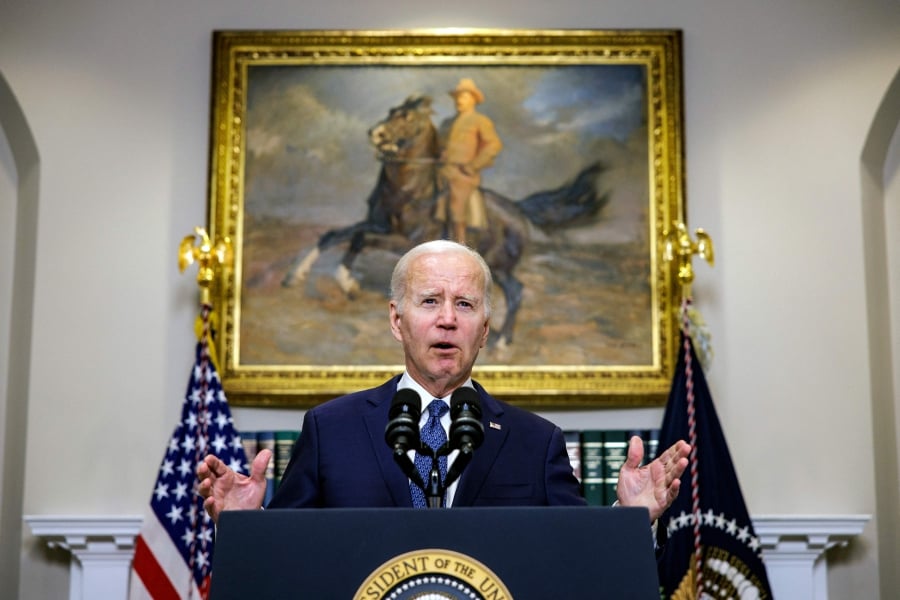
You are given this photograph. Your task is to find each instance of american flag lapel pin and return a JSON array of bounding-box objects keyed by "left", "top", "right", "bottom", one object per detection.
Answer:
[{"left": 489, "top": 422, "right": 501, "bottom": 430}]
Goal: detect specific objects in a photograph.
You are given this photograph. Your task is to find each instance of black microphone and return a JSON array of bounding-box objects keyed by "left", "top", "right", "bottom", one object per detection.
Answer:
[
  {"left": 385, "top": 388, "right": 422, "bottom": 453},
  {"left": 445, "top": 387, "right": 484, "bottom": 488},
  {"left": 449, "top": 387, "right": 484, "bottom": 452},
  {"left": 384, "top": 388, "right": 426, "bottom": 490}
]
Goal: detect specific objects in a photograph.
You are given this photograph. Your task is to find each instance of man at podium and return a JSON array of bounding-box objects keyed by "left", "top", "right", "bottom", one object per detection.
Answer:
[{"left": 198, "top": 240, "right": 689, "bottom": 525}]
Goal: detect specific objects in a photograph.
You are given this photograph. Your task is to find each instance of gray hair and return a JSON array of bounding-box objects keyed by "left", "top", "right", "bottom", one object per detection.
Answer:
[{"left": 390, "top": 240, "right": 492, "bottom": 318}]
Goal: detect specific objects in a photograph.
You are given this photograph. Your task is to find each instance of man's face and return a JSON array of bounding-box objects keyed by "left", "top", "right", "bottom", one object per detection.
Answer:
[
  {"left": 390, "top": 251, "right": 490, "bottom": 398},
  {"left": 454, "top": 90, "right": 476, "bottom": 114}
]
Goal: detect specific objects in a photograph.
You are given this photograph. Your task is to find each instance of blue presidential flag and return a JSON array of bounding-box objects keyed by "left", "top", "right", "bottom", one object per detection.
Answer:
[
  {"left": 130, "top": 307, "right": 248, "bottom": 599},
  {"left": 656, "top": 321, "right": 774, "bottom": 599}
]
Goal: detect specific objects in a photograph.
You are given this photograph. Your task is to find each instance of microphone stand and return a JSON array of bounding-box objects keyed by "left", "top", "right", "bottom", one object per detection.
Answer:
[
  {"left": 426, "top": 456, "right": 443, "bottom": 509},
  {"left": 416, "top": 443, "right": 453, "bottom": 508},
  {"left": 392, "top": 447, "right": 426, "bottom": 493},
  {"left": 416, "top": 442, "right": 479, "bottom": 508},
  {"left": 443, "top": 442, "right": 474, "bottom": 489}
]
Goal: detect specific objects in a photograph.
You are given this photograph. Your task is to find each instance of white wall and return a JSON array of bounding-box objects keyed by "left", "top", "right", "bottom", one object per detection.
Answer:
[{"left": 1, "top": 0, "right": 898, "bottom": 598}]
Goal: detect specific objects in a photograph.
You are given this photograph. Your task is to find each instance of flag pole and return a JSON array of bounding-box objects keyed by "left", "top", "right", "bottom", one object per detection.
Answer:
[
  {"left": 179, "top": 227, "right": 232, "bottom": 598},
  {"left": 663, "top": 221, "right": 715, "bottom": 598},
  {"left": 657, "top": 223, "right": 773, "bottom": 599},
  {"left": 129, "top": 227, "right": 241, "bottom": 600}
]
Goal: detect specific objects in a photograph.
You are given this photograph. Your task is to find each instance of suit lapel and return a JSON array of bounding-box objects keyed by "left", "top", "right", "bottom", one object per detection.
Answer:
[
  {"left": 363, "top": 376, "right": 414, "bottom": 507},
  {"left": 452, "top": 384, "right": 507, "bottom": 506}
]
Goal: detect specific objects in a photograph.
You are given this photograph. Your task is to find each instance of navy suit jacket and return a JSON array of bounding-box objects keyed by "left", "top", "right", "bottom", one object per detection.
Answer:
[{"left": 269, "top": 376, "right": 586, "bottom": 508}]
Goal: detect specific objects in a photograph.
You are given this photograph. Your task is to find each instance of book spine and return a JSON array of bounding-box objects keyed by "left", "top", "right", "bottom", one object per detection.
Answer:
[
  {"left": 563, "top": 430, "right": 582, "bottom": 485},
  {"left": 602, "top": 430, "right": 629, "bottom": 505},
  {"left": 274, "top": 430, "right": 300, "bottom": 489},
  {"left": 256, "top": 431, "right": 276, "bottom": 507},
  {"left": 646, "top": 428, "right": 661, "bottom": 462},
  {"left": 239, "top": 430, "right": 259, "bottom": 474},
  {"left": 580, "top": 430, "right": 604, "bottom": 506}
]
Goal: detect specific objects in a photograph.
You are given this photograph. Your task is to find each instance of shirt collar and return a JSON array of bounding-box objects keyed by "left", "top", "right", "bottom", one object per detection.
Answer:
[{"left": 398, "top": 372, "right": 474, "bottom": 407}]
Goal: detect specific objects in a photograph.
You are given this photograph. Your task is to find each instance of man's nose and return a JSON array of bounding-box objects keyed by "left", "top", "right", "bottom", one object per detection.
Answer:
[{"left": 436, "top": 302, "right": 457, "bottom": 326}]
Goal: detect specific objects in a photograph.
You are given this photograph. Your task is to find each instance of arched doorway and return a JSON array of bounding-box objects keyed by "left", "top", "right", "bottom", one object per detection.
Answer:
[
  {"left": 861, "top": 66, "right": 900, "bottom": 599},
  {"left": 0, "top": 71, "right": 40, "bottom": 600}
]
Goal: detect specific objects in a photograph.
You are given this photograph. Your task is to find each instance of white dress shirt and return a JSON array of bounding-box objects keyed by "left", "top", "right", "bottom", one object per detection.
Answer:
[{"left": 397, "top": 372, "right": 469, "bottom": 507}]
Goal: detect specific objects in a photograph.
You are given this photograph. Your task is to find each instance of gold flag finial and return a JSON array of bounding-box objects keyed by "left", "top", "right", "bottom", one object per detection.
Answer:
[
  {"left": 178, "top": 226, "right": 233, "bottom": 306},
  {"left": 663, "top": 221, "right": 714, "bottom": 298}
]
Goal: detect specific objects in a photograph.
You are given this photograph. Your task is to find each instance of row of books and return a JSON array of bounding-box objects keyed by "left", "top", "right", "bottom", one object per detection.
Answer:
[
  {"left": 239, "top": 427, "right": 659, "bottom": 507},
  {"left": 565, "top": 429, "right": 660, "bottom": 507},
  {"left": 239, "top": 430, "right": 300, "bottom": 506}
]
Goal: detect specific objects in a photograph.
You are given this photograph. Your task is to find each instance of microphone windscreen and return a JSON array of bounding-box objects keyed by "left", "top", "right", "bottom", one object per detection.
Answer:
[
  {"left": 449, "top": 387, "right": 484, "bottom": 452},
  {"left": 389, "top": 388, "right": 422, "bottom": 419},
  {"left": 450, "top": 387, "right": 481, "bottom": 418}
]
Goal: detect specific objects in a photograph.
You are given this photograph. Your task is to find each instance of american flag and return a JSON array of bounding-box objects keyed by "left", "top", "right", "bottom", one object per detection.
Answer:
[{"left": 130, "top": 309, "right": 247, "bottom": 599}]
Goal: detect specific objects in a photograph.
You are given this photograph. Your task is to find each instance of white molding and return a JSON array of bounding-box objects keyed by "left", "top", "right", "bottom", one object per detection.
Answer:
[
  {"left": 753, "top": 515, "right": 871, "bottom": 600},
  {"left": 25, "top": 515, "right": 143, "bottom": 600},
  {"left": 26, "top": 513, "right": 870, "bottom": 600}
]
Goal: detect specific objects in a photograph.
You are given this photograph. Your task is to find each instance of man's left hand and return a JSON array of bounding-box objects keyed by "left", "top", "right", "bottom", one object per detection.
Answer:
[{"left": 616, "top": 436, "right": 691, "bottom": 522}]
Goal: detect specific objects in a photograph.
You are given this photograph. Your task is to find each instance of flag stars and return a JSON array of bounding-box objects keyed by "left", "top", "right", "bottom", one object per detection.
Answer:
[
  {"left": 726, "top": 519, "right": 738, "bottom": 536},
  {"left": 198, "top": 526, "right": 213, "bottom": 544},
  {"left": 160, "top": 459, "right": 175, "bottom": 478},
  {"left": 136, "top": 340, "right": 249, "bottom": 593},
  {"left": 181, "top": 527, "right": 196, "bottom": 547},
  {"left": 173, "top": 481, "right": 189, "bottom": 501},
  {"left": 166, "top": 505, "right": 184, "bottom": 524},
  {"left": 177, "top": 458, "right": 193, "bottom": 478},
  {"left": 153, "top": 482, "right": 169, "bottom": 501},
  {"left": 211, "top": 434, "right": 228, "bottom": 453}
]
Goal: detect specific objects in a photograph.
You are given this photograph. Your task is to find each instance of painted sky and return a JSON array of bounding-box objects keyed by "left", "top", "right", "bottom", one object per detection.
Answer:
[{"left": 243, "top": 63, "right": 647, "bottom": 223}]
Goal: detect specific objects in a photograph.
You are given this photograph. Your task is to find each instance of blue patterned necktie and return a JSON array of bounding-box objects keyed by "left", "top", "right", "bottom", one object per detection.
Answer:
[{"left": 411, "top": 399, "right": 449, "bottom": 508}]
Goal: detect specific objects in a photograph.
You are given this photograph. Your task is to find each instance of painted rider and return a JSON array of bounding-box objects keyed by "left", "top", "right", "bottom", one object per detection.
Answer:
[{"left": 436, "top": 78, "right": 503, "bottom": 244}]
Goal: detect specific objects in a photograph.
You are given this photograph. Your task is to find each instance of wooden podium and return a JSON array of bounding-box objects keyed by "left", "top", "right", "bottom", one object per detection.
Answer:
[{"left": 209, "top": 506, "right": 660, "bottom": 599}]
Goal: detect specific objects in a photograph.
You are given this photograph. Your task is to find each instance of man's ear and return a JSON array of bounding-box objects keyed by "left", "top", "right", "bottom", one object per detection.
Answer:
[
  {"left": 389, "top": 301, "right": 403, "bottom": 342},
  {"left": 479, "top": 316, "right": 490, "bottom": 347}
]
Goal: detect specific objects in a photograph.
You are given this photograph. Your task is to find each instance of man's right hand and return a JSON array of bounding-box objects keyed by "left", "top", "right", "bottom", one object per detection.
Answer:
[{"left": 197, "top": 449, "right": 272, "bottom": 523}]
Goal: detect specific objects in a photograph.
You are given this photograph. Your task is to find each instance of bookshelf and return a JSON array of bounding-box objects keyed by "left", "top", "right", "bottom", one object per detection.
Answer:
[{"left": 236, "top": 411, "right": 662, "bottom": 507}]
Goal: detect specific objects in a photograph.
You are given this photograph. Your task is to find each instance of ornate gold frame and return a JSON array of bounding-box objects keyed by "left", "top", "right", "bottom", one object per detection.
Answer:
[{"left": 207, "top": 29, "right": 685, "bottom": 408}]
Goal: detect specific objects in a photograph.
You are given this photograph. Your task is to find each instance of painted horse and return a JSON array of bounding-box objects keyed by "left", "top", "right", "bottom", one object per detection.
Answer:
[{"left": 281, "top": 94, "right": 609, "bottom": 347}]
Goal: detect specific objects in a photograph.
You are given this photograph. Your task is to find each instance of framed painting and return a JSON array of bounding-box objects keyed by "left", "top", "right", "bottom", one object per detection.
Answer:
[{"left": 207, "top": 29, "right": 685, "bottom": 408}]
